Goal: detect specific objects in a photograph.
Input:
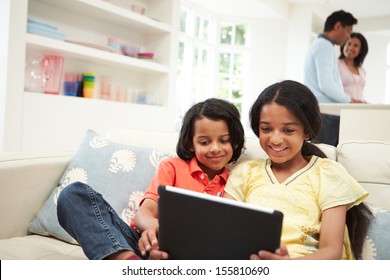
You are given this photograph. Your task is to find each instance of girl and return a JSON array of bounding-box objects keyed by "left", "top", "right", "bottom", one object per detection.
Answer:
[
  {"left": 224, "top": 80, "right": 372, "bottom": 260},
  {"left": 57, "top": 98, "right": 245, "bottom": 260},
  {"left": 338, "top": 32, "right": 369, "bottom": 102}
]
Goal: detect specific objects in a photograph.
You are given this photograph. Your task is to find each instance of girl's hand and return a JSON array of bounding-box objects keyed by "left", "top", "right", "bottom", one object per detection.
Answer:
[
  {"left": 134, "top": 199, "right": 165, "bottom": 257},
  {"left": 250, "top": 245, "right": 289, "bottom": 260},
  {"left": 138, "top": 224, "right": 159, "bottom": 256},
  {"left": 137, "top": 224, "right": 169, "bottom": 259},
  {"left": 148, "top": 248, "right": 169, "bottom": 260}
]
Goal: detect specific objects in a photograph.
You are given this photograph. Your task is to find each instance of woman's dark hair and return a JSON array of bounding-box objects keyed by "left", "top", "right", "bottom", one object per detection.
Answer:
[
  {"left": 339, "top": 32, "right": 369, "bottom": 67},
  {"left": 249, "top": 80, "right": 372, "bottom": 259},
  {"left": 249, "top": 80, "right": 325, "bottom": 158},
  {"left": 324, "top": 10, "right": 357, "bottom": 32},
  {"left": 176, "top": 98, "right": 245, "bottom": 164}
]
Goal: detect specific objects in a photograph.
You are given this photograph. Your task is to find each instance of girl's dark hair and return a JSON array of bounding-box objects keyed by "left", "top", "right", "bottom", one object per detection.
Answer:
[
  {"left": 346, "top": 203, "right": 373, "bottom": 259},
  {"left": 249, "top": 80, "right": 372, "bottom": 259},
  {"left": 176, "top": 98, "right": 245, "bottom": 164},
  {"left": 339, "top": 32, "right": 369, "bottom": 67},
  {"left": 249, "top": 80, "right": 325, "bottom": 158}
]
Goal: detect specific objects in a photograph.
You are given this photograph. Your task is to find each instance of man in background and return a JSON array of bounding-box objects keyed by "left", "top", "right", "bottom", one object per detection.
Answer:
[{"left": 304, "top": 10, "right": 362, "bottom": 146}]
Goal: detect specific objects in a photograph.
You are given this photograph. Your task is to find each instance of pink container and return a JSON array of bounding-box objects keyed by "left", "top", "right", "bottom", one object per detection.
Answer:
[
  {"left": 99, "top": 75, "right": 112, "bottom": 100},
  {"left": 42, "top": 55, "right": 64, "bottom": 95}
]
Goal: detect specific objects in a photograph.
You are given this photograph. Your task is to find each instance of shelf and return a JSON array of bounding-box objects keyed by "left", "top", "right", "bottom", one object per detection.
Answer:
[
  {"left": 1, "top": 0, "right": 177, "bottom": 153},
  {"left": 26, "top": 33, "right": 169, "bottom": 74},
  {"left": 24, "top": 90, "right": 165, "bottom": 108},
  {"left": 33, "top": 0, "right": 172, "bottom": 35}
]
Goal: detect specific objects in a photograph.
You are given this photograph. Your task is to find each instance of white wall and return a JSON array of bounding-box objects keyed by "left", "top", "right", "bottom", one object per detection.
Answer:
[
  {"left": 363, "top": 34, "right": 390, "bottom": 104},
  {"left": 0, "top": 0, "right": 27, "bottom": 152},
  {"left": 0, "top": 0, "right": 10, "bottom": 152},
  {"left": 285, "top": 5, "right": 315, "bottom": 83},
  {"left": 242, "top": 18, "right": 288, "bottom": 136}
]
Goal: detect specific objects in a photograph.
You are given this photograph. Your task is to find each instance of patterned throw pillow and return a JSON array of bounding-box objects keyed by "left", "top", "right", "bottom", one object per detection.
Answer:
[
  {"left": 361, "top": 204, "right": 390, "bottom": 260},
  {"left": 29, "top": 130, "right": 175, "bottom": 244}
]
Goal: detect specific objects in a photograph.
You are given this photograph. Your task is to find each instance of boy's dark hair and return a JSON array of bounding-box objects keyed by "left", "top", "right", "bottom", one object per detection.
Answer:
[
  {"left": 339, "top": 32, "right": 369, "bottom": 67},
  {"left": 324, "top": 10, "right": 357, "bottom": 32},
  {"left": 249, "top": 80, "right": 372, "bottom": 259},
  {"left": 176, "top": 98, "right": 245, "bottom": 163}
]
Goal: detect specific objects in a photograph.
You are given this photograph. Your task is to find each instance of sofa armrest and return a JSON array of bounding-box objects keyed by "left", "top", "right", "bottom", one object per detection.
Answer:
[{"left": 0, "top": 151, "right": 73, "bottom": 239}]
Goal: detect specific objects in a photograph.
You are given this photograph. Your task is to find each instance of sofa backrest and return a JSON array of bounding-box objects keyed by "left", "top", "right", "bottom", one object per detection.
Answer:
[
  {"left": 0, "top": 152, "right": 72, "bottom": 238},
  {"left": 337, "top": 141, "right": 390, "bottom": 210},
  {"left": 339, "top": 109, "right": 390, "bottom": 143},
  {"left": 106, "top": 128, "right": 179, "bottom": 151}
]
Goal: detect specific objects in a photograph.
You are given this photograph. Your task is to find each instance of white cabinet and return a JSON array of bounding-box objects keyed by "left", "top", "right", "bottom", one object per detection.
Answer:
[{"left": 0, "top": 0, "right": 179, "bottom": 152}]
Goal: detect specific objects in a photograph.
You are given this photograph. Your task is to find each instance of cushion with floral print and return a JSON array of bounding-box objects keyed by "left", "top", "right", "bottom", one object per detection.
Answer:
[
  {"left": 29, "top": 129, "right": 175, "bottom": 244},
  {"left": 361, "top": 203, "right": 390, "bottom": 260}
]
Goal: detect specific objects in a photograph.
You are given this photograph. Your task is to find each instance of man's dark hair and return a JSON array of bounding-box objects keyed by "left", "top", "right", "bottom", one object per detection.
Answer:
[{"left": 324, "top": 10, "right": 357, "bottom": 32}]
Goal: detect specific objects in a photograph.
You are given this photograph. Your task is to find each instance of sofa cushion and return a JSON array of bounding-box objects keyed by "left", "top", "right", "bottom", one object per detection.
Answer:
[
  {"left": 337, "top": 141, "right": 390, "bottom": 185},
  {"left": 0, "top": 235, "right": 86, "bottom": 260},
  {"left": 362, "top": 204, "right": 390, "bottom": 260},
  {"left": 28, "top": 130, "right": 175, "bottom": 244},
  {"left": 337, "top": 141, "right": 390, "bottom": 210},
  {"left": 316, "top": 143, "right": 336, "bottom": 161}
]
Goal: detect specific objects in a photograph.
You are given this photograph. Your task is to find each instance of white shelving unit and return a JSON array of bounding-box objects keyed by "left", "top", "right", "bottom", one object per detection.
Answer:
[
  {"left": 1, "top": 0, "right": 179, "bottom": 152},
  {"left": 26, "top": 33, "right": 170, "bottom": 74}
]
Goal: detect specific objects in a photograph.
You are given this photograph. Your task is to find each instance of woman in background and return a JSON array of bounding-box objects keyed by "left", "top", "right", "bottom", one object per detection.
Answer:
[{"left": 338, "top": 32, "right": 369, "bottom": 103}]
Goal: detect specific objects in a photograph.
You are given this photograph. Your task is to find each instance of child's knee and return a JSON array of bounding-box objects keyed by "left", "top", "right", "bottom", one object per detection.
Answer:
[{"left": 57, "top": 182, "right": 90, "bottom": 211}]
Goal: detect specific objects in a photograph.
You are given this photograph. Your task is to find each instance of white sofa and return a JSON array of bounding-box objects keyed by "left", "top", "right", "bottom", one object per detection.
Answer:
[{"left": 0, "top": 128, "right": 389, "bottom": 260}]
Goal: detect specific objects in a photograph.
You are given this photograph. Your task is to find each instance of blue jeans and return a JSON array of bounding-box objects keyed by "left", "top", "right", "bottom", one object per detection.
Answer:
[
  {"left": 315, "top": 113, "right": 340, "bottom": 147},
  {"left": 57, "top": 182, "right": 144, "bottom": 260}
]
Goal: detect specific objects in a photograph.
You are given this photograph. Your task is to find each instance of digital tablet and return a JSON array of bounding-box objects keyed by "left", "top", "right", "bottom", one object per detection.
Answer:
[{"left": 158, "top": 185, "right": 283, "bottom": 260}]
